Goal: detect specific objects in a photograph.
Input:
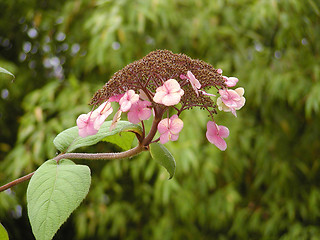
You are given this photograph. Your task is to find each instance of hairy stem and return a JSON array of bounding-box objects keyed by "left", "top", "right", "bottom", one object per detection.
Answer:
[
  {"left": 0, "top": 144, "right": 147, "bottom": 192},
  {"left": 54, "top": 144, "right": 146, "bottom": 163}
]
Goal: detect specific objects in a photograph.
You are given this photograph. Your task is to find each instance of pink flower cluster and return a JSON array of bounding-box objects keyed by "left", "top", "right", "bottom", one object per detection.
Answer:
[{"left": 76, "top": 70, "right": 245, "bottom": 151}]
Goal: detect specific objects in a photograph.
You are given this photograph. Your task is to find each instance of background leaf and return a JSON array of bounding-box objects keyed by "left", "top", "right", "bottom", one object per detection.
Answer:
[
  {"left": 53, "top": 120, "right": 141, "bottom": 152},
  {"left": 0, "top": 223, "right": 9, "bottom": 240},
  {"left": 149, "top": 142, "right": 176, "bottom": 179},
  {"left": 0, "top": 67, "right": 14, "bottom": 78},
  {"left": 27, "top": 159, "right": 91, "bottom": 240}
]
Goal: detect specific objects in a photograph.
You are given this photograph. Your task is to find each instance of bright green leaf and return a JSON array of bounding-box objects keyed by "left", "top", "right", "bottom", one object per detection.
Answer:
[
  {"left": 27, "top": 159, "right": 91, "bottom": 240},
  {"left": 0, "top": 223, "right": 9, "bottom": 240},
  {"left": 149, "top": 143, "right": 176, "bottom": 179},
  {"left": 53, "top": 120, "right": 141, "bottom": 153},
  {"left": 0, "top": 67, "right": 14, "bottom": 78}
]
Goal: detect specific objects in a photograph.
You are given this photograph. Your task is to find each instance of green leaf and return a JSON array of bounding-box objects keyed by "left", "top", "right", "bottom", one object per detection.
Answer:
[
  {"left": 0, "top": 223, "right": 9, "bottom": 240},
  {"left": 0, "top": 67, "right": 14, "bottom": 78},
  {"left": 149, "top": 143, "right": 176, "bottom": 179},
  {"left": 27, "top": 159, "right": 91, "bottom": 240},
  {"left": 53, "top": 120, "right": 142, "bottom": 153},
  {"left": 102, "top": 132, "right": 135, "bottom": 151}
]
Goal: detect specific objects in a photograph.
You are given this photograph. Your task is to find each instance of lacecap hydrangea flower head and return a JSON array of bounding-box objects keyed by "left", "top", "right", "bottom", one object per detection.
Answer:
[{"left": 77, "top": 50, "right": 245, "bottom": 151}]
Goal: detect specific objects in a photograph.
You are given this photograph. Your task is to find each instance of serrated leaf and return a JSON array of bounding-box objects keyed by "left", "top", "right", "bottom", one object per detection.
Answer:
[
  {"left": 0, "top": 67, "right": 14, "bottom": 78},
  {"left": 0, "top": 223, "right": 9, "bottom": 240},
  {"left": 27, "top": 159, "right": 91, "bottom": 240},
  {"left": 149, "top": 143, "right": 176, "bottom": 179},
  {"left": 53, "top": 120, "right": 141, "bottom": 153}
]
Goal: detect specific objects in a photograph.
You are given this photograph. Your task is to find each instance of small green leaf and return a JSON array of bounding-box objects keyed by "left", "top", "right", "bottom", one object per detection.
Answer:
[
  {"left": 53, "top": 120, "right": 141, "bottom": 153},
  {"left": 149, "top": 142, "right": 176, "bottom": 179},
  {"left": 27, "top": 159, "right": 91, "bottom": 240},
  {"left": 0, "top": 223, "right": 9, "bottom": 240},
  {"left": 0, "top": 67, "right": 14, "bottom": 78}
]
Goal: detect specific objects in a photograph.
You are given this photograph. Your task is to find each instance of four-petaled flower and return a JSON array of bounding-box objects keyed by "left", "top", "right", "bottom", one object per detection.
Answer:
[
  {"left": 127, "top": 100, "right": 152, "bottom": 124},
  {"left": 119, "top": 90, "right": 139, "bottom": 112},
  {"left": 206, "top": 121, "right": 229, "bottom": 151},
  {"left": 157, "top": 115, "right": 184, "bottom": 144},
  {"left": 217, "top": 87, "right": 245, "bottom": 117},
  {"left": 153, "top": 79, "right": 184, "bottom": 106}
]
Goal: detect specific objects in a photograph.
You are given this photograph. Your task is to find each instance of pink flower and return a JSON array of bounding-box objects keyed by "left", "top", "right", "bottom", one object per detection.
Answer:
[
  {"left": 153, "top": 79, "right": 184, "bottom": 106},
  {"left": 217, "top": 68, "right": 223, "bottom": 74},
  {"left": 119, "top": 90, "right": 139, "bottom": 112},
  {"left": 76, "top": 112, "right": 98, "bottom": 138},
  {"left": 223, "top": 76, "right": 239, "bottom": 87},
  {"left": 217, "top": 87, "right": 245, "bottom": 117},
  {"left": 76, "top": 101, "right": 113, "bottom": 137},
  {"left": 157, "top": 115, "right": 184, "bottom": 144},
  {"left": 206, "top": 121, "right": 229, "bottom": 151},
  {"left": 93, "top": 101, "right": 113, "bottom": 130},
  {"left": 127, "top": 100, "right": 152, "bottom": 124},
  {"left": 186, "top": 71, "right": 201, "bottom": 96}
]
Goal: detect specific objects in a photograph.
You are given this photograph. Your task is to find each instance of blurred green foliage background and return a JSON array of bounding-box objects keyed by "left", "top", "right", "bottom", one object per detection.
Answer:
[{"left": 1, "top": 0, "right": 320, "bottom": 239}]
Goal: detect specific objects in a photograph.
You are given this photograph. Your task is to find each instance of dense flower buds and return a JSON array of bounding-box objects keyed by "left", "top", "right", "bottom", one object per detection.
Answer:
[{"left": 77, "top": 50, "right": 245, "bottom": 150}]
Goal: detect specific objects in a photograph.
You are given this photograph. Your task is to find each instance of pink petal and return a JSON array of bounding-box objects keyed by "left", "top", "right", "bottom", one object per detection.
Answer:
[
  {"left": 127, "top": 111, "right": 140, "bottom": 124},
  {"left": 170, "top": 134, "right": 179, "bottom": 142},
  {"left": 187, "top": 71, "right": 201, "bottom": 89},
  {"left": 224, "top": 77, "right": 238, "bottom": 87},
  {"left": 164, "top": 79, "right": 181, "bottom": 92},
  {"left": 120, "top": 101, "right": 132, "bottom": 112},
  {"left": 138, "top": 107, "right": 152, "bottom": 121},
  {"left": 78, "top": 128, "right": 89, "bottom": 138},
  {"left": 208, "top": 134, "right": 227, "bottom": 151},
  {"left": 160, "top": 131, "right": 170, "bottom": 144},
  {"left": 76, "top": 114, "right": 90, "bottom": 129},
  {"left": 158, "top": 118, "right": 170, "bottom": 134},
  {"left": 153, "top": 91, "right": 167, "bottom": 104},
  {"left": 169, "top": 117, "right": 183, "bottom": 134},
  {"left": 218, "top": 125, "right": 229, "bottom": 138},
  {"left": 162, "top": 93, "right": 181, "bottom": 106}
]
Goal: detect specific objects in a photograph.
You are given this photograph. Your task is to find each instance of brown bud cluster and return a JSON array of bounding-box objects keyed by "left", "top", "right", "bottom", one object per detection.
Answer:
[{"left": 90, "top": 50, "right": 225, "bottom": 114}]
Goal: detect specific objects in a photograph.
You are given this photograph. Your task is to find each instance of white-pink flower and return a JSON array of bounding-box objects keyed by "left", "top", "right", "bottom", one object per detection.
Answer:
[
  {"left": 153, "top": 79, "right": 184, "bottom": 106},
  {"left": 206, "top": 121, "right": 229, "bottom": 151},
  {"left": 119, "top": 90, "right": 139, "bottom": 112},
  {"left": 217, "top": 87, "right": 245, "bottom": 117},
  {"left": 186, "top": 71, "right": 201, "bottom": 96},
  {"left": 157, "top": 115, "right": 184, "bottom": 144},
  {"left": 127, "top": 100, "right": 152, "bottom": 124},
  {"left": 223, "top": 76, "right": 239, "bottom": 87},
  {"left": 76, "top": 101, "right": 113, "bottom": 137}
]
